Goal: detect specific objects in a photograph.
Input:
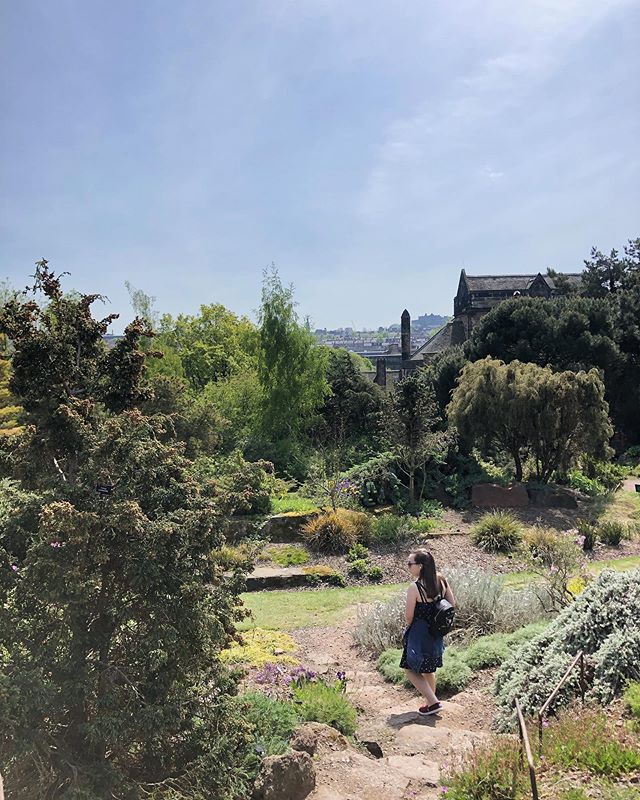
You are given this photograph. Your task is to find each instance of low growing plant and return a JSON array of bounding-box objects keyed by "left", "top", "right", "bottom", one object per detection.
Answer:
[
  {"left": 347, "top": 558, "right": 369, "bottom": 578},
  {"left": 262, "top": 545, "right": 310, "bottom": 567},
  {"left": 239, "top": 691, "right": 299, "bottom": 760},
  {"left": 542, "top": 707, "right": 640, "bottom": 777},
  {"left": 370, "top": 514, "right": 407, "bottom": 546},
  {"left": 471, "top": 510, "right": 522, "bottom": 553},
  {"left": 290, "top": 674, "right": 357, "bottom": 736},
  {"left": 367, "top": 566, "right": 383, "bottom": 582},
  {"left": 302, "top": 509, "right": 372, "bottom": 553},
  {"left": 623, "top": 680, "right": 640, "bottom": 729},
  {"left": 220, "top": 628, "right": 298, "bottom": 667},
  {"left": 441, "top": 738, "right": 527, "bottom": 800},
  {"left": 302, "top": 565, "right": 347, "bottom": 587},
  {"left": 346, "top": 543, "right": 369, "bottom": 562},
  {"left": 597, "top": 520, "right": 626, "bottom": 546}
]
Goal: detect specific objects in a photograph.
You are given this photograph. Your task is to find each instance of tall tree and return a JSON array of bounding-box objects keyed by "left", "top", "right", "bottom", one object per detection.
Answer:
[
  {"left": 257, "top": 266, "right": 328, "bottom": 442},
  {"left": 0, "top": 262, "right": 252, "bottom": 799},
  {"left": 382, "top": 369, "right": 446, "bottom": 506},
  {"left": 448, "top": 358, "right": 612, "bottom": 483}
]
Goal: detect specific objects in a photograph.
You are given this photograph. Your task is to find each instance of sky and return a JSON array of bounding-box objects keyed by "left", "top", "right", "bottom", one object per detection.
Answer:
[{"left": 1, "top": 1, "right": 639, "bottom": 332}]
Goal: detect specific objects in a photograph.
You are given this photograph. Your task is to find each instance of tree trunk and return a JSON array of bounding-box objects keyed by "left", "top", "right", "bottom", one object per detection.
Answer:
[{"left": 513, "top": 450, "right": 523, "bottom": 483}]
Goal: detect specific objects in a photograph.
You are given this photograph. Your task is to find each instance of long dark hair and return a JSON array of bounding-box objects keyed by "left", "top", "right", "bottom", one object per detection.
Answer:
[{"left": 411, "top": 549, "right": 440, "bottom": 598}]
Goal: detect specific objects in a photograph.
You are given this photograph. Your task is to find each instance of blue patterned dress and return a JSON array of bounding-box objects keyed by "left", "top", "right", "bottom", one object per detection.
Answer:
[{"left": 399, "top": 580, "right": 446, "bottom": 674}]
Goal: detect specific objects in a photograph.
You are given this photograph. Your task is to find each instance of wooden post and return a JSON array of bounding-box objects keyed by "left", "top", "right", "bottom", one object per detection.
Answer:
[{"left": 515, "top": 698, "right": 539, "bottom": 800}]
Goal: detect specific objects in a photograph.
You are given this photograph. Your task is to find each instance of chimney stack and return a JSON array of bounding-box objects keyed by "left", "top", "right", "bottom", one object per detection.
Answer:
[{"left": 401, "top": 309, "right": 411, "bottom": 363}]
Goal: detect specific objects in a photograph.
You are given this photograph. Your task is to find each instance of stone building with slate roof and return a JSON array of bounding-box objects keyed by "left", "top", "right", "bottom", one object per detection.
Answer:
[{"left": 368, "top": 268, "right": 582, "bottom": 387}]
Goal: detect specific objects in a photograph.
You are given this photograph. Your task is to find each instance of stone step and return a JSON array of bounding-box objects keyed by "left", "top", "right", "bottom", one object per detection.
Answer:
[{"left": 245, "top": 566, "right": 310, "bottom": 590}]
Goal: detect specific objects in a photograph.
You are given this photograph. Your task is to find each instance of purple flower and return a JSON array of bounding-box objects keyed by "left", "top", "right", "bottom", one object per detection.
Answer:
[
  {"left": 10, "top": 564, "right": 18, "bottom": 572},
  {"left": 50, "top": 541, "right": 62, "bottom": 548}
]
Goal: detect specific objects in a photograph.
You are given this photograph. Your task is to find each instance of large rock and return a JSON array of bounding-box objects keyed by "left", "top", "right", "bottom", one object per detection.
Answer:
[
  {"left": 253, "top": 750, "right": 316, "bottom": 800},
  {"left": 260, "top": 512, "right": 320, "bottom": 543},
  {"left": 471, "top": 483, "right": 529, "bottom": 508},
  {"left": 527, "top": 485, "right": 580, "bottom": 509}
]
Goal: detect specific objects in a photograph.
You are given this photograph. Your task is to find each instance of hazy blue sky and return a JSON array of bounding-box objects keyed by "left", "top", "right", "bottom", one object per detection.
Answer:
[{"left": 1, "top": 1, "right": 639, "bottom": 331}]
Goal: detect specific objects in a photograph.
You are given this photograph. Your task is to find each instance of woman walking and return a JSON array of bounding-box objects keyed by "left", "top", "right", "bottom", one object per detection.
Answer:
[{"left": 400, "top": 549, "right": 455, "bottom": 716}]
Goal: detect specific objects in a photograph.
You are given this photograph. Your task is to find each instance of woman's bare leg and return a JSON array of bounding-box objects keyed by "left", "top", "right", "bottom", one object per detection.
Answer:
[
  {"left": 404, "top": 670, "right": 438, "bottom": 705},
  {"left": 424, "top": 672, "right": 436, "bottom": 694}
]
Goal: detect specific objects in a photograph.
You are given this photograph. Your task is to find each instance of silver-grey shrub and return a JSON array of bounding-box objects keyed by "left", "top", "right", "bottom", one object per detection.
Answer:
[
  {"left": 493, "top": 569, "right": 640, "bottom": 731},
  {"left": 354, "top": 567, "right": 550, "bottom": 655}
]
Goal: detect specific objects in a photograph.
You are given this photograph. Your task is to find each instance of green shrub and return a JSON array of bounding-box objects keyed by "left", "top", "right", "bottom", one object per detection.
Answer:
[
  {"left": 347, "top": 558, "right": 369, "bottom": 578},
  {"left": 598, "top": 520, "right": 626, "bottom": 546},
  {"left": 367, "top": 566, "right": 383, "bottom": 582},
  {"left": 471, "top": 511, "right": 522, "bottom": 553},
  {"left": 407, "top": 516, "right": 438, "bottom": 534},
  {"left": 621, "top": 445, "right": 640, "bottom": 467},
  {"left": 582, "top": 458, "right": 629, "bottom": 491},
  {"left": 503, "top": 622, "right": 548, "bottom": 646},
  {"left": 370, "top": 514, "right": 406, "bottom": 546},
  {"left": 576, "top": 518, "right": 596, "bottom": 551},
  {"left": 376, "top": 648, "right": 406, "bottom": 685},
  {"left": 302, "top": 509, "right": 372, "bottom": 553},
  {"left": 494, "top": 569, "right": 640, "bottom": 730},
  {"left": 623, "top": 680, "right": 640, "bottom": 728},
  {"left": 566, "top": 470, "right": 607, "bottom": 496},
  {"left": 291, "top": 677, "right": 357, "bottom": 736},
  {"left": 417, "top": 499, "right": 444, "bottom": 518},
  {"left": 302, "top": 565, "right": 346, "bottom": 587},
  {"left": 463, "top": 634, "right": 511, "bottom": 670},
  {"left": 239, "top": 691, "right": 299, "bottom": 760},
  {"left": 521, "top": 527, "right": 583, "bottom": 609},
  {"left": 543, "top": 708, "right": 640, "bottom": 777},
  {"left": 441, "top": 738, "right": 526, "bottom": 800},
  {"left": 346, "top": 543, "right": 369, "bottom": 562},
  {"left": 437, "top": 650, "right": 473, "bottom": 693},
  {"left": 263, "top": 545, "right": 310, "bottom": 567}
]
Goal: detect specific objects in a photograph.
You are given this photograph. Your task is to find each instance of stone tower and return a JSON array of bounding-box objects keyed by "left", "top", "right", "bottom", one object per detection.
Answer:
[{"left": 401, "top": 309, "right": 411, "bottom": 363}]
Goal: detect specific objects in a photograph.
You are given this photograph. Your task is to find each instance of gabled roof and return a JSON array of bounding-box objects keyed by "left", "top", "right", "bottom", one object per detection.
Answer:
[
  {"left": 460, "top": 272, "right": 583, "bottom": 293},
  {"left": 409, "top": 319, "right": 465, "bottom": 361}
]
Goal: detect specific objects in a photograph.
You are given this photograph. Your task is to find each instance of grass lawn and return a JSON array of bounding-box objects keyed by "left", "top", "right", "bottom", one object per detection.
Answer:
[
  {"left": 270, "top": 494, "right": 320, "bottom": 515},
  {"left": 502, "top": 555, "right": 640, "bottom": 588},
  {"left": 240, "top": 555, "right": 640, "bottom": 632},
  {"left": 239, "top": 583, "right": 405, "bottom": 630},
  {"left": 592, "top": 489, "right": 640, "bottom": 523}
]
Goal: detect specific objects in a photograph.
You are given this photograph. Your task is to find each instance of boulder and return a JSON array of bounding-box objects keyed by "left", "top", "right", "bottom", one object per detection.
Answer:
[
  {"left": 471, "top": 483, "right": 529, "bottom": 508},
  {"left": 527, "top": 485, "right": 580, "bottom": 509},
  {"left": 260, "top": 512, "right": 320, "bottom": 543},
  {"left": 253, "top": 750, "right": 316, "bottom": 800}
]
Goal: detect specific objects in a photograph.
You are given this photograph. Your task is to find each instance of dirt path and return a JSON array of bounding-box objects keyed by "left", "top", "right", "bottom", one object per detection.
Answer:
[{"left": 292, "top": 614, "right": 497, "bottom": 800}]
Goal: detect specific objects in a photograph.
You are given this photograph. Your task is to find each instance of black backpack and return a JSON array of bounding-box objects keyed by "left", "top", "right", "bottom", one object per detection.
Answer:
[{"left": 417, "top": 579, "right": 455, "bottom": 637}]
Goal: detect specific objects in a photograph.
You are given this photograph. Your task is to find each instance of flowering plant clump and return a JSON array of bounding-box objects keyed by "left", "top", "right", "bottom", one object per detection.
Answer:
[
  {"left": 252, "top": 663, "right": 317, "bottom": 699},
  {"left": 520, "top": 527, "right": 590, "bottom": 610}
]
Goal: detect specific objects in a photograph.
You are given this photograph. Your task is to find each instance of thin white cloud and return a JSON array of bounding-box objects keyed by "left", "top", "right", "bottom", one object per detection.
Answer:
[{"left": 356, "top": 0, "right": 636, "bottom": 223}]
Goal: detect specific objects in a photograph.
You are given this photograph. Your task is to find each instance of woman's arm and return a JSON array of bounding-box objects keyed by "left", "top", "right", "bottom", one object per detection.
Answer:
[
  {"left": 405, "top": 584, "right": 418, "bottom": 624},
  {"left": 442, "top": 576, "right": 455, "bottom": 607}
]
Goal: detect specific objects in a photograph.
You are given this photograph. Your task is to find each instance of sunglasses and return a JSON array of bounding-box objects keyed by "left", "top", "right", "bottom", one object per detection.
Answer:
[{"left": 407, "top": 560, "right": 417, "bottom": 566}]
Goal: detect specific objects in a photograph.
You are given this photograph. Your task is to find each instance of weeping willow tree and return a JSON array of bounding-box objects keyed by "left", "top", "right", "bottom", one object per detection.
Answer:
[{"left": 448, "top": 357, "right": 613, "bottom": 483}]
